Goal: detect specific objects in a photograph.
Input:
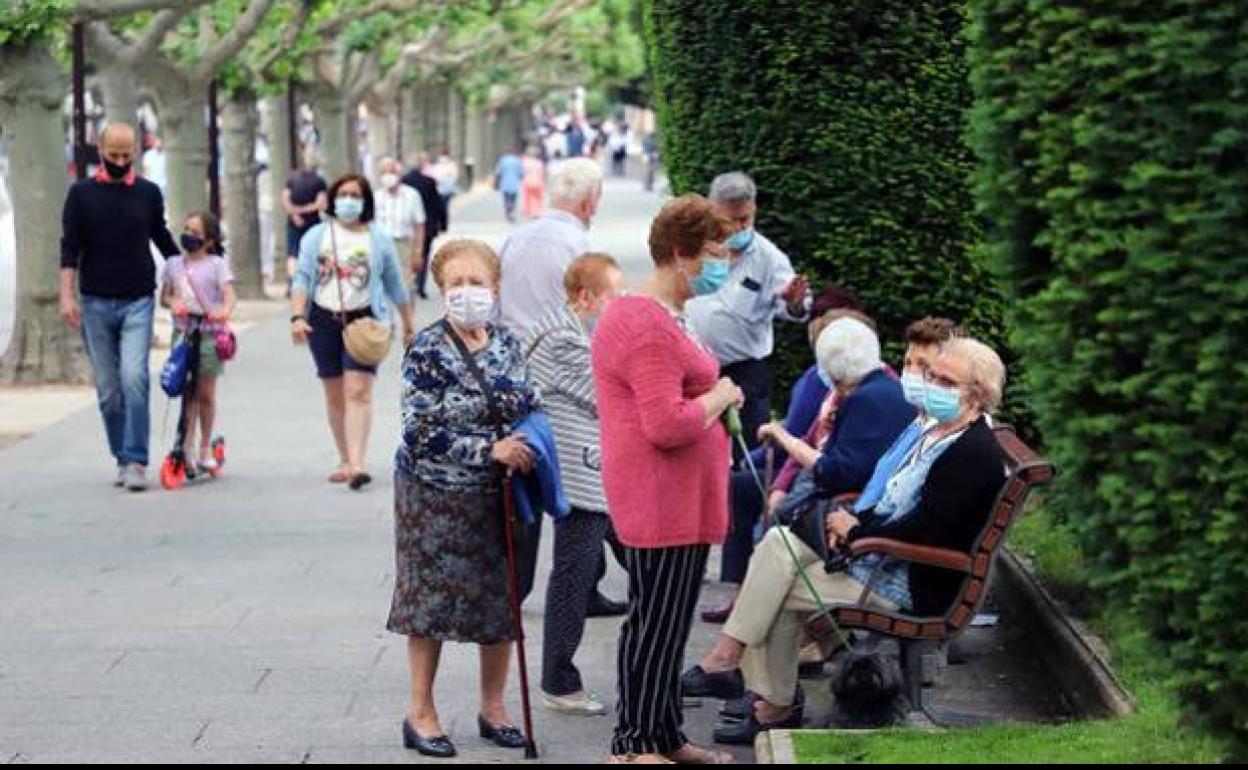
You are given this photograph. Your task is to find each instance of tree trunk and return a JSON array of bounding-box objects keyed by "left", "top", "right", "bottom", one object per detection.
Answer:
[
  {"left": 221, "top": 90, "right": 264, "bottom": 299},
  {"left": 365, "top": 95, "right": 395, "bottom": 175},
  {"left": 262, "top": 94, "right": 291, "bottom": 280},
  {"left": 309, "top": 87, "right": 353, "bottom": 181},
  {"left": 96, "top": 60, "right": 142, "bottom": 125},
  {"left": 154, "top": 77, "right": 210, "bottom": 231},
  {"left": 465, "top": 103, "right": 485, "bottom": 185},
  {"left": 448, "top": 90, "right": 465, "bottom": 162},
  {"left": 402, "top": 86, "right": 425, "bottom": 161},
  {"left": 0, "top": 47, "right": 91, "bottom": 384}
]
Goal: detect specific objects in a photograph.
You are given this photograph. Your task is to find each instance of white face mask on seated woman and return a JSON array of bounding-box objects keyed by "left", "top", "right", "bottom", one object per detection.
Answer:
[{"left": 445, "top": 286, "right": 495, "bottom": 329}]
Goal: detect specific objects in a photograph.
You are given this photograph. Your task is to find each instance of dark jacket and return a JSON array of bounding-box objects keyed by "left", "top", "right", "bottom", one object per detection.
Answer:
[
  {"left": 849, "top": 416, "right": 1007, "bottom": 616},
  {"left": 401, "top": 169, "right": 446, "bottom": 236},
  {"left": 813, "top": 368, "right": 916, "bottom": 496}
]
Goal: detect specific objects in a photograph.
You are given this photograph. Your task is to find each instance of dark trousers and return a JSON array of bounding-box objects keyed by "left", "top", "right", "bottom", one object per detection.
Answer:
[
  {"left": 722, "top": 469, "right": 766, "bottom": 584},
  {"left": 612, "top": 544, "right": 709, "bottom": 756},
  {"left": 518, "top": 511, "right": 623, "bottom": 605},
  {"left": 542, "top": 509, "right": 615, "bottom": 695},
  {"left": 413, "top": 234, "right": 436, "bottom": 299},
  {"left": 722, "top": 358, "right": 772, "bottom": 462}
]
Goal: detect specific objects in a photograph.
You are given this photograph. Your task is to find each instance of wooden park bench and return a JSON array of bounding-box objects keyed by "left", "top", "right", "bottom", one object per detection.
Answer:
[{"left": 805, "top": 424, "right": 1056, "bottom": 722}]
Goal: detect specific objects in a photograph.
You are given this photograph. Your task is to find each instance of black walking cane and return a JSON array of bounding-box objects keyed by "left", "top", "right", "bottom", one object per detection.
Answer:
[{"left": 500, "top": 474, "right": 539, "bottom": 759}]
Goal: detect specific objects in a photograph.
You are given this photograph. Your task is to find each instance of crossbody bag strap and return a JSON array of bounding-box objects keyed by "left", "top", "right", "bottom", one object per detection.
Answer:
[
  {"left": 441, "top": 319, "right": 507, "bottom": 441},
  {"left": 327, "top": 220, "right": 349, "bottom": 324},
  {"left": 182, "top": 258, "right": 221, "bottom": 329}
]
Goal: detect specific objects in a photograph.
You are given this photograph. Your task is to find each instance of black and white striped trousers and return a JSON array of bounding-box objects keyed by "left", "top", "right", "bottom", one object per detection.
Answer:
[{"left": 612, "top": 544, "right": 709, "bottom": 756}]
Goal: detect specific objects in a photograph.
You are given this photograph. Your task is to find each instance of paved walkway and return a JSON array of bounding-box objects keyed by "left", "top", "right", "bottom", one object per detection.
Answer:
[{"left": 0, "top": 174, "right": 753, "bottom": 763}]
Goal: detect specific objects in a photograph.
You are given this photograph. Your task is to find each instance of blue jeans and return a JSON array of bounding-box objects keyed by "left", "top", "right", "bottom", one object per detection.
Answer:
[{"left": 80, "top": 295, "right": 155, "bottom": 466}]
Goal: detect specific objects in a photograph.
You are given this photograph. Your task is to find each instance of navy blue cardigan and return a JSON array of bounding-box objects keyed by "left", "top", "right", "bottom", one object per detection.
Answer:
[{"left": 812, "top": 368, "right": 916, "bottom": 497}]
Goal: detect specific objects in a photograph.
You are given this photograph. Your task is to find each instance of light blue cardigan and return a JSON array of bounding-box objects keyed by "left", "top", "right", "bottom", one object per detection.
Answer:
[{"left": 292, "top": 220, "right": 409, "bottom": 324}]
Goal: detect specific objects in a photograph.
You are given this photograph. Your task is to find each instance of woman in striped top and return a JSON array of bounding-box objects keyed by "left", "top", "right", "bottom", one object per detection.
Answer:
[{"left": 524, "top": 252, "right": 626, "bottom": 718}]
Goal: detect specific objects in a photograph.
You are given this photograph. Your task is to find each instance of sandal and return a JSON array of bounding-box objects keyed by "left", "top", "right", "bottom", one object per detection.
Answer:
[{"left": 328, "top": 468, "right": 350, "bottom": 484}]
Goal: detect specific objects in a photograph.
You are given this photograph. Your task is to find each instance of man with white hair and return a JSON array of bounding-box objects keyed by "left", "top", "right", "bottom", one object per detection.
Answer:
[
  {"left": 686, "top": 171, "right": 810, "bottom": 458},
  {"left": 498, "top": 156, "right": 624, "bottom": 617},
  {"left": 498, "top": 156, "right": 602, "bottom": 335},
  {"left": 373, "top": 156, "right": 426, "bottom": 298}
]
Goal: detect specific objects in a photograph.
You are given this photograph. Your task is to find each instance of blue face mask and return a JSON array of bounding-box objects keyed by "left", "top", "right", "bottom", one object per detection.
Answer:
[
  {"left": 689, "top": 258, "right": 730, "bottom": 296},
  {"left": 336, "top": 196, "right": 364, "bottom": 222},
  {"left": 726, "top": 227, "right": 755, "bottom": 252},
  {"left": 901, "top": 370, "right": 926, "bottom": 410},
  {"left": 923, "top": 382, "right": 963, "bottom": 423}
]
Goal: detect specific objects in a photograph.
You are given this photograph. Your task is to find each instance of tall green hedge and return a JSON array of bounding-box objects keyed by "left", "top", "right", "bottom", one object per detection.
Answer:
[
  {"left": 644, "top": 0, "right": 1027, "bottom": 430},
  {"left": 968, "top": 1, "right": 1248, "bottom": 749}
]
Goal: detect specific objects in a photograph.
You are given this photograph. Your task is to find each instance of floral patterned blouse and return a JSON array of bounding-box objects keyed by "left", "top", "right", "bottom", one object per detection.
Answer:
[{"left": 395, "top": 321, "right": 541, "bottom": 489}]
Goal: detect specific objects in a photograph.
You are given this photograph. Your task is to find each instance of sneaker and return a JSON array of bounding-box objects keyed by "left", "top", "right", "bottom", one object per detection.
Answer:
[
  {"left": 124, "top": 464, "right": 148, "bottom": 492},
  {"left": 114, "top": 466, "right": 127, "bottom": 488},
  {"left": 542, "top": 690, "right": 606, "bottom": 716},
  {"left": 198, "top": 449, "right": 218, "bottom": 473}
]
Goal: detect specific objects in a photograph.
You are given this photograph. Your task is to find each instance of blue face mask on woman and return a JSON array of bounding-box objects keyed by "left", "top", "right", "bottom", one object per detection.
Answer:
[
  {"left": 689, "top": 258, "right": 730, "bottom": 296},
  {"left": 336, "top": 196, "right": 364, "bottom": 222},
  {"left": 923, "top": 382, "right": 963, "bottom": 423},
  {"left": 726, "top": 228, "right": 755, "bottom": 252}
]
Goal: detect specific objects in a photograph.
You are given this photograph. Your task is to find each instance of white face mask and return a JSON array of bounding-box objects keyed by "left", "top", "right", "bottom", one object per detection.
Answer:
[
  {"left": 445, "top": 286, "right": 495, "bottom": 329},
  {"left": 380, "top": 173, "right": 399, "bottom": 189}
]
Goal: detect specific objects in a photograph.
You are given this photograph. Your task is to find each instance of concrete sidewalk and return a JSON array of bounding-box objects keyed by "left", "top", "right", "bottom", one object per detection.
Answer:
[{"left": 0, "top": 175, "right": 749, "bottom": 763}]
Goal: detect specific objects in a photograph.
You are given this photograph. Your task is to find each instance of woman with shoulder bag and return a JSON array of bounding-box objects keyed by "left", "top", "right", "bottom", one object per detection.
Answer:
[
  {"left": 291, "top": 173, "right": 415, "bottom": 490},
  {"left": 388, "top": 239, "right": 540, "bottom": 758}
]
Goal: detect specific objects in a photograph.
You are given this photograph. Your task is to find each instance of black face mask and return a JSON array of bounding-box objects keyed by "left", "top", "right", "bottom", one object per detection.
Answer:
[
  {"left": 104, "top": 159, "right": 131, "bottom": 180},
  {"left": 180, "top": 233, "right": 205, "bottom": 253}
]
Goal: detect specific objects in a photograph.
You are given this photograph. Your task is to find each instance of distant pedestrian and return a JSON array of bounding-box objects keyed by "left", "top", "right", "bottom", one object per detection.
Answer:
[
  {"left": 289, "top": 173, "right": 414, "bottom": 490},
  {"left": 431, "top": 147, "right": 459, "bottom": 229},
  {"left": 520, "top": 146, "right": 545, "bottom": 220},
  {"left": 402, "top": 152, "right": 446, "bottom": 300},
  {"left": 494, "top": 146, "right": 524, "bottom": 223},
  {"left": 374, "top": 157, "right": 427, "bottom": 299},
  {"left": 282, "top": 150, "right": 328, "bottom": 291},
  {"left": 141, "top": 136, "right": 167, "bottom": 197},
  {"left": 59, "top": 122, "right": 180, "bottom": 491}
]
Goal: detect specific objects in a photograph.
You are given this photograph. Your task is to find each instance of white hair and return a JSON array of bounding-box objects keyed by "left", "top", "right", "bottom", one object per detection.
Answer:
[
  {"left": 816, "top": 317, "right": 883, "bottom": 386},
  {"left": 941, "top": 337, "right": 1006, "bottom": 413},
  {"left": 549, "top": 157, "right": 603, "bottom": 206},
  {"left": 709, "top": 171, "right": 756, "bottom": 204}
]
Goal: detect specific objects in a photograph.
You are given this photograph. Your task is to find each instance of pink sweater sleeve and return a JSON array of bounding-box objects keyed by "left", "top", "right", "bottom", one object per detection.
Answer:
[
  {"left": 625, "top": 330, "right": 709, "bottom": 450},
  {"left": 772, "top": 418, "right": 822, "bottom": 492}
]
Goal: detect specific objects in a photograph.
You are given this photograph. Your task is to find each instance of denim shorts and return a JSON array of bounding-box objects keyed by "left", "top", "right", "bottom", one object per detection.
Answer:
[{"left": 308, "top": 304, "right": 378, "bottom": 379}]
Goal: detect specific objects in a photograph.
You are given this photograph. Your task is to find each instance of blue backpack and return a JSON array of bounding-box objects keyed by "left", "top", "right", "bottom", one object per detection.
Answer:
[{"left": 160, "top": 340, "right": 192, "bottom": 397}]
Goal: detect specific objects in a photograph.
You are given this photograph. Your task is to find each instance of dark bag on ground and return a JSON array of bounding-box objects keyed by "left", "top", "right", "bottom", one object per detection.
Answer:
[{"left": 831, "top": 633, "right": 905, "bottom": 727}]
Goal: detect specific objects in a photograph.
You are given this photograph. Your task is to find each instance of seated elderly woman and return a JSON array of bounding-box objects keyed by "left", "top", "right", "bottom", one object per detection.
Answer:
[{"left": 683, "top": 337, "right": 1009, "bottom": 745}]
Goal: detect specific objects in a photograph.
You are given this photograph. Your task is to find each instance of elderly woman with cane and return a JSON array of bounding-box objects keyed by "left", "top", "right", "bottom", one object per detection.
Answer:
[
  {"left": 592, "top": 194, "right": 742, "bottom": 764},
  {"left": 387, "top": 238, "right": 540, "bottom": 759}
]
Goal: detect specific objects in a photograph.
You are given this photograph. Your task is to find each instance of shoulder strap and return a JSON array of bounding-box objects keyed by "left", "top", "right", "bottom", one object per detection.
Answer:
[
  {"left": 441, "top": 319, "right": 507, "bottom": 439},
  {"left": 326, "top": 220, "right": 349, "bottom": 323},
  {"left": 182, "top": 258, "right": 219, "bottom": 320}
]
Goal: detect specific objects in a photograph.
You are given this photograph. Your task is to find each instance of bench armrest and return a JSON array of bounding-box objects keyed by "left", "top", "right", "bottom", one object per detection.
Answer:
[{"left": 848, "top": 537, "right": 973, "bottom": 573}]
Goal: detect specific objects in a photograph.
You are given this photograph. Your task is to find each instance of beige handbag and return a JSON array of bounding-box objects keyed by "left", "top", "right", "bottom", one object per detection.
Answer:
[{"left": 328, "top": 221, "right": 391, "bottom": 366}]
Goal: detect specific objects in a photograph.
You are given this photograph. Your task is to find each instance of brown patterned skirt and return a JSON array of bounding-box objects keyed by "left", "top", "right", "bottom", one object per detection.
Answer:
[{"left": 386, "top": 471, "right": 515, "bottom": 643}]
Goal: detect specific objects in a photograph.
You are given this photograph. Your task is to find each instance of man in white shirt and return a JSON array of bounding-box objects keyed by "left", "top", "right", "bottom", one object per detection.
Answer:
[
  {"left": 373, "top": 157, "right": 426, "bottom": 299},
  {"left": 687, "top": 171, "right": 810, "bottom": 457},
  {"left": 498, "top": 157, "right": 602, "bottom": 336}
]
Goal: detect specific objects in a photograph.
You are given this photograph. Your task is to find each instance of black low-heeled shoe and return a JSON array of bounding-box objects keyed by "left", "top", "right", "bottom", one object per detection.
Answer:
[
  {"left": 680, "top": 664, "right": 745, "bottom": 700},
  {"left": 402, "top": 718, "right": 457, "bottom": 758},
  {"left": 477, "top": 714, "right": 527, "bottom": 749},
  {"left": 348, "top": 472, "right": 372, "bottom": 491},
  {"left": 712, "top": 705, "right": 804, "bottom": 746},
  {"left": 720, "top": 685, "right": 805, "bottom": 722}
]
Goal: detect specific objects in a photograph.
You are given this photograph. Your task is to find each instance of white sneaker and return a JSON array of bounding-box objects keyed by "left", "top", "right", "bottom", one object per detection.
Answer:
[
  {"left": 542, "top": 690, "right": 606, "bottom": 716},
  {"left": 114, "top": 466, "right": 127, "bottom": 488},
  {"left": 124, "top": 464, "right": 148, "bottom": 492}
]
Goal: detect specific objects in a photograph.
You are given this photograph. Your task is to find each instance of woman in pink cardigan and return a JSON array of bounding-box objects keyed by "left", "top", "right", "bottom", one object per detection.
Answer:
[{"left": 591, "top": 194, "right": 743, "bottom": 764}]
